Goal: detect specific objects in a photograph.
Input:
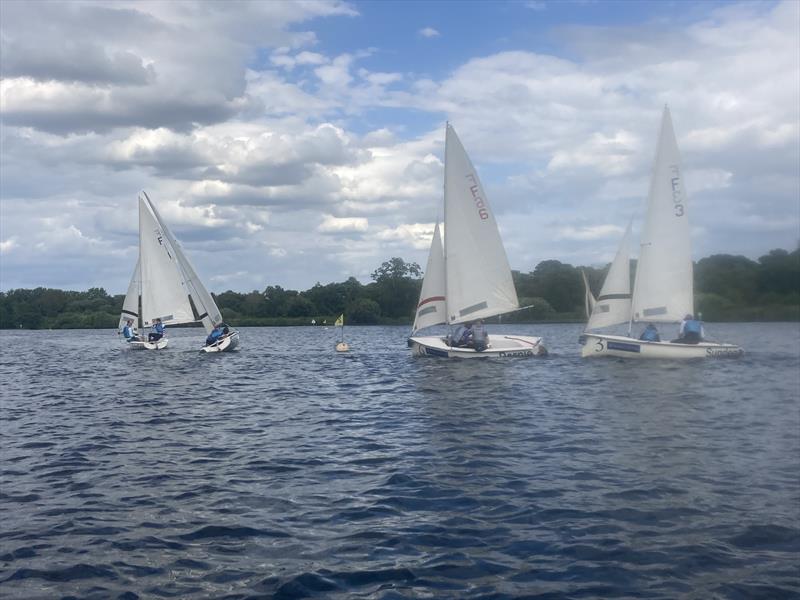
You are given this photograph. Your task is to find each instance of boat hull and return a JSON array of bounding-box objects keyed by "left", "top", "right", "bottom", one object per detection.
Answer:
[
  {"left": 126, "top": 338, "right": 169, "bottom": 351},
  {"left": 579, "top": 333, "right": 743, "bottom": 359},
  {"left": 410, "top": 334, "right": 546, "bottom": 359},
  {"left": 201, "top": 331, "right": 240, "bottom": 353}
]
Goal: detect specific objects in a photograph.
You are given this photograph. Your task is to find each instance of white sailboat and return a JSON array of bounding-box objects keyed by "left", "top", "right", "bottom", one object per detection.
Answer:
[
  {"left": 580, "top": 107, "right": 743, "bottom": 359},
  {"left": 408, "top": 124, "right": 546, "bottom": 358},
  {"left": 118, "top": 192, "right": 240, "bottom": 352}
]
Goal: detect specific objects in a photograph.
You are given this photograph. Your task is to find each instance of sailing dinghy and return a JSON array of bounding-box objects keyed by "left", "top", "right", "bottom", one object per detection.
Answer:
[
  {"left": 119, "top": 192, "right": 240, "bottom": 352},
  {"left": 580, "top": 108, "right": 742, "bottom": 359},
  {"left": 408, "top": 124, "right": 546, "bottom": 359}
]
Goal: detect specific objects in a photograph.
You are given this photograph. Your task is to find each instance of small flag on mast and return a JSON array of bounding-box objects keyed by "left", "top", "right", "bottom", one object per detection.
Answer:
[{"left": 334, "top": 314, "right": 344, "bottom": 327}]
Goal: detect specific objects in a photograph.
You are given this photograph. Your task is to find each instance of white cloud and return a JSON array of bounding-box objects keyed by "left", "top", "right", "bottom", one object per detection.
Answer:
[
  {"left": 0, "top": 0, "right": 797, "bottom": 293},
  {"left": 317, "top": 215, "right": 369, "bottom": 233},
  {"left": 419, "top": 27, "right": 440, "bottom": 38}
]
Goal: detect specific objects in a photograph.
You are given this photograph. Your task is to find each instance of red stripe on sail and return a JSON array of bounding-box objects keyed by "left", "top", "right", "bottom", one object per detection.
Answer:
[{"left": 418, "top": 295, "right": 445, "bottom": 308}]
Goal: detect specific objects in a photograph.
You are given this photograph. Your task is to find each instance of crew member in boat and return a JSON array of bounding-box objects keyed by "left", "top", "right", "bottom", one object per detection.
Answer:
[
  {"left": 639, "top": 323, "right": 661, "bottom": 342},
  {"left": 148, "top": 318, "right": 165, "bottom": 342},
  {"left": 470, "top": 320, "right": 488, "bottom": 352},
  {"left": 448, "top": 323, "right": 472, "bottom": 347},
  {"left": 675, "top": 314, "right": 704, "bottom": 344},
  {"left": 206, "top": 323, "right": 224, "bottom": 346},
  {"left": 122, "top": 319, "right": 140, "bottom": 342}
]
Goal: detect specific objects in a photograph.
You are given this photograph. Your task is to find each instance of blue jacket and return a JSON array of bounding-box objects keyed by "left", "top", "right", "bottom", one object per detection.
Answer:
[
  {"left": 123, "top": 325, "right": 136, "bottom": 340},
  {"left": 683, "top": 319, "right": 702, "bottom": 334},
  {"left": 153, "top": 322, "right": 165, "bottom": 335},
  {"left": 206, "top": 328, "right": 223, "bottom": 344},
  {"left": 640, "top": 326, "right": 660, "bottom": 341}
]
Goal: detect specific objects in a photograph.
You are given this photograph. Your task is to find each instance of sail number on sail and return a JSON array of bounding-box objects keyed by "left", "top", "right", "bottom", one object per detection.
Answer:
[
  {"left": 670, "top": 165, "right": 684, "bottom": 217},
  {"left": 466, "top": 173, "right": 489, "bottom": 220}
]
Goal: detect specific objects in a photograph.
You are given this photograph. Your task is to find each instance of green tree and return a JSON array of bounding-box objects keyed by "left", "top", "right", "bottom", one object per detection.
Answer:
[{"left": 369, "top": 257, "right": 422, "bottom": 319}]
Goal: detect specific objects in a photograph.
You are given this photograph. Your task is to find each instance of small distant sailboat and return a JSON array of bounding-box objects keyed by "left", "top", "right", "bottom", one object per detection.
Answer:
[
  {"left": 334, "top": 313, "right": 349, "bottom": 352},
  {"left": 408, "top": 124, "right": 546, "bottom": 358},
  {"left": 119, "top": 192, "right": 240, "bottom": 352},
  {"left": 580, "top": 107, "right": 743, "bottom": 359}
]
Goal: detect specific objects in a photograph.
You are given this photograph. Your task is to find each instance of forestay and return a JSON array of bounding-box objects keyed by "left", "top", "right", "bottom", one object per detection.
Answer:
[
  {"left": 586, "top": 222, "right": 632, "bottom": 330},
  {"left": 412, "top": 222, "right": 446, "bottom": 333},
  {"left": 631, "top": 107, "right": 693, "bottom": 323},
  {"left": 444, "top": 124, "right": 519, "bottom": 325}
]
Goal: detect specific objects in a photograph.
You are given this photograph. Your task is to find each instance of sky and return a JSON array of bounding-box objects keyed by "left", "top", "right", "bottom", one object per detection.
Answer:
[{"left": 1, "top": 0, "right": 798, "bottom": 294}]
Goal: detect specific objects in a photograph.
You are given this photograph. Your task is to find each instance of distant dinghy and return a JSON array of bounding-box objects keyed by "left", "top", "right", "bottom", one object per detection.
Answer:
[
  {"left": 408, "top": 124, "right": 546, "bottom": 359},
  {"left": 580, "top": 108, "right": 742, "bottom": 359},
  {"left": 119, "top": 192, "right": 239, "bottom": 352}
]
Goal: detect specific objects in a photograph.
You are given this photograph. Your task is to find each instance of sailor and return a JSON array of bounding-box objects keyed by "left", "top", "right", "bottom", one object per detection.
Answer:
[
  {"left": 449, "top": 323, "right": 472, "bottom": 347},
  {"left": 639, "top": 323, "right": 661, "bottom": 342},
  {"left": 122, "top": 319, "right": 140, "bottom": 342},
  {"left": 205, "top": 324, "right": 224, "bottom": 346},
  {"left": 471, "top": 320, "right": 488, "bottom": 352},
  {"left": 676, "top": 314, "right": 704, "bottom": 344},
  {"left": 148, "top": 318, "right": 165, "bottom": 342}
]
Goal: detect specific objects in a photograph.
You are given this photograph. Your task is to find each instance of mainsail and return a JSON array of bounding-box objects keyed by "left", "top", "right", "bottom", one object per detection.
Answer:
[
  {"left": 585, "top": 222, "right": 632, "bottom": 330},
  {"left": 138, "top": 196, "right": 194, "bottom": 327},
  {"left": 412, "top": 222, "right": 446, "bottom": 333},
  {"left": 142, "top": 192, "right": 223, "bottom": 334},
  {"left": 631, "top": 107, "right": 694, "bottom": 323},
  {"left": 443, "top": 124, "right": 519, "bottom": 325}
]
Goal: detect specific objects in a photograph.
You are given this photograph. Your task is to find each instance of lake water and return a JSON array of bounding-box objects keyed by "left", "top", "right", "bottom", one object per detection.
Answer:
[{"left": 1, "top": 323, "right": 798, "bottom": 599}]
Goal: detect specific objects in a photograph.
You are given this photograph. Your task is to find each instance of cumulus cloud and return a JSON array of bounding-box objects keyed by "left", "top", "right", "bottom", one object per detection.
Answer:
[
  {"left": 0, "top": 0, "right": 797, "bottom": 292},
  {"left": 419, "top": 27, "right": 440, "bottom": 38},
  {"left": 317, "top": 215, "right": 369, "bottom": 233}
]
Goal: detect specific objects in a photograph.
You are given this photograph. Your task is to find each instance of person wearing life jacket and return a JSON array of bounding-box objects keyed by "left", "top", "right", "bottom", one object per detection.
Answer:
[
  {"left": 148, "top": 318, "right": 165, "bottom": 342},
  {"left": 676, "top": 314, "right": 704, "bottom": 344},
  {"left": 470, "top": 320, "right": 488, "bottom": 352},
  {"left": 122, "top": 319, "right": 140, "bottom": 342},
  {"left": 449, "top": 323, "right": 472, "bottom": 347},
  {"left": 639, "top": 323, "right": 661, "bottom": 342},
  {"left": 205, "top": 324, "right": 224, "bottom": 346}
]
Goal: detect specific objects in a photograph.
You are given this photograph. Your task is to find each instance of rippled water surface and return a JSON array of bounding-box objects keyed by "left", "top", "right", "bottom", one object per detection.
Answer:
[{"left": 1, "top": 323, "right": 799, "bottom": 599}]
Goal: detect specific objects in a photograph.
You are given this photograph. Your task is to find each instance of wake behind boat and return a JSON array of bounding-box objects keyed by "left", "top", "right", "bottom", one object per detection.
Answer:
[
  {"left": 580, "top": 107, "right": 742, "bottom": 359},
  {"left": 408, "top": 124, "right": 545, "bottom": 359},
  {"left": 119, "top": 192, "right": 240, "bottom": 352}
]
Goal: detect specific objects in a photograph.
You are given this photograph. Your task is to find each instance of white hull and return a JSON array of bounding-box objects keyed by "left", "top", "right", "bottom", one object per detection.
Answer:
[
  {"left": 126, "top": 338, "right": 169, "bottom": 351},
  {"left": 580, "top": 333, "right": 743, "bottom": 359},
  {"left": 410, "top": 334, "right": 546, "bottom": 359},
  {"left": 201, "top": 331, "right": 240, "bottom": 353}
]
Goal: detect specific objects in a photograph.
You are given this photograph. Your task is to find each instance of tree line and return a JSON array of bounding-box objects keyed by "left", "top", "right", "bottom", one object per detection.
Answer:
[{"left": 1, "top": 248, "right": 797, "bottom": 330}]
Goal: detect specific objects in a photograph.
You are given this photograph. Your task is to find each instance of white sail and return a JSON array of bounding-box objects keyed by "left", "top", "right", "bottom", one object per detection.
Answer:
[
  {"left": 581, "top": 269, "right": 596, "bottom": 319},
  {"left": 586, "top": 222, "right": 632, "bottom": 330},
  {"left": 138, "top": 195, "right": 194, "bottom": 327},
  {"left": 443, "top": 124, "right": 518, "bottom": 325},
  {"left": 412, "top": 222, "right": 446, "bottom": 333},
  {"left": 142, "top": 192, "right": 222, "bottom": 334},
  {"left": 118, "top": 258, "right": 140, "bottom": 330},
  {"left": 631, "top": 107, "right": 694, "bottom": 323}
]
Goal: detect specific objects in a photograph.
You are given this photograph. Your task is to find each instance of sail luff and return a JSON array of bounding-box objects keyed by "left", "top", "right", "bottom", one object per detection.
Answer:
[{"left": 631, "top": 107, "right": 694, "bottom": 324}]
